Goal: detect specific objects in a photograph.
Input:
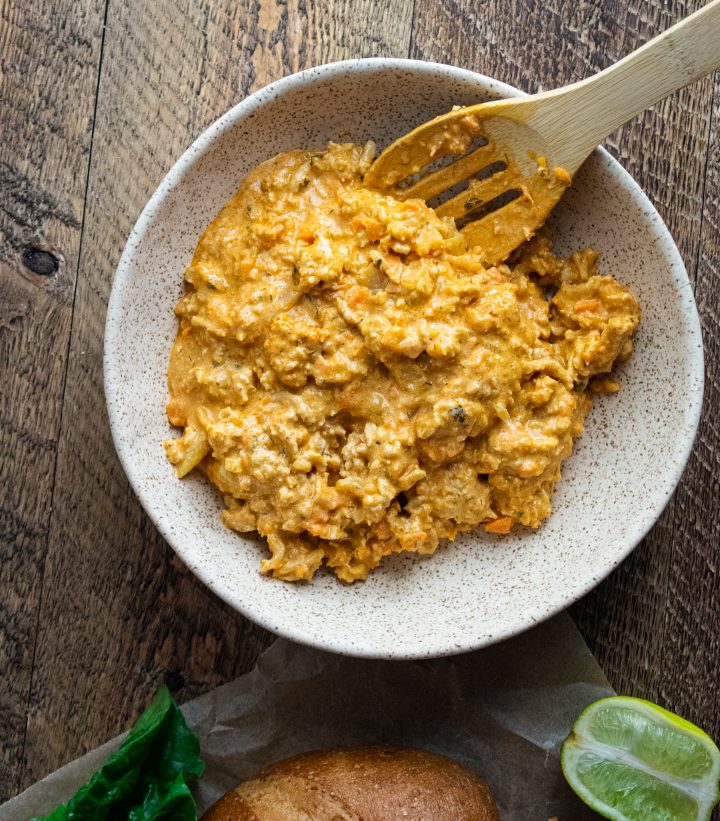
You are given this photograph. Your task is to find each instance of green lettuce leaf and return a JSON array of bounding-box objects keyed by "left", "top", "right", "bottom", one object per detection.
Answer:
[{"left": 33, "top": 686, "right": 204, "bottom": 821}]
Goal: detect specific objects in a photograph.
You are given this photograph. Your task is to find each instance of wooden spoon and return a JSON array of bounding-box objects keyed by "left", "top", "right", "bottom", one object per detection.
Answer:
[{"left": 364, "top": 0, "right": 720, "bottom": 265}]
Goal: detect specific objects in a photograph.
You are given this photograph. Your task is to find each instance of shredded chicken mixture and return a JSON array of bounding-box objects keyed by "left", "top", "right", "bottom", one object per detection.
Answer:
[{"left": 165, "top": 142, "right": 640, "bottom": 582}]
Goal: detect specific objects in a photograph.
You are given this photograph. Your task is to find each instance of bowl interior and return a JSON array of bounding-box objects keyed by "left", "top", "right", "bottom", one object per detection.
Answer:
[{"left": 105, "top": 60, "right": 703, "bottom": 658}]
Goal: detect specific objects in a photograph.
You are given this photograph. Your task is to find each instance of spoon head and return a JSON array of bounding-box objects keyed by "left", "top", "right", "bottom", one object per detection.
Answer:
[{"left": 364, "top": 100, "right": 571, "bottom": 265}]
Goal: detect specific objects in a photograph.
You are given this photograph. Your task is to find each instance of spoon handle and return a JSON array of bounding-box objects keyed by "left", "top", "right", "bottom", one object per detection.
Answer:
[{"left": 537, "top": 0, "right": 720, "bottom": 172}]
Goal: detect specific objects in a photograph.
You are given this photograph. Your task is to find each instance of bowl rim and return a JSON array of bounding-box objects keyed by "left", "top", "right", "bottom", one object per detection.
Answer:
[{"left": 104, "top": 57, "right": 704, "bottom": 659}]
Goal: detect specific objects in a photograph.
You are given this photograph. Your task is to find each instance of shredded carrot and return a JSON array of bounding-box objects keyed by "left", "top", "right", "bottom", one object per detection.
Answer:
[
  {"left": 574, "top": 299, "right": 601, "bottom": 313},
  {"left": 345, "top": 287, "right": 369, "bottom": 309},
  {"left": 484, "top": 516, "right": 513, "bottom": 534}
]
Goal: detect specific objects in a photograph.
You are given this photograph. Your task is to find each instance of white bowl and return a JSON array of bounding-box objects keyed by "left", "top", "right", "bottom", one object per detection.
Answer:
[{"left": 104, "top": 59, "right": 704, "bottom": 659}]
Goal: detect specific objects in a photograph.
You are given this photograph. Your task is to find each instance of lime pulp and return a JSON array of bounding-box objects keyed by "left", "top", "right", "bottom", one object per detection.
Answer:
[{"left": 561, "top": 696, "right": 720, "bottom": 821}]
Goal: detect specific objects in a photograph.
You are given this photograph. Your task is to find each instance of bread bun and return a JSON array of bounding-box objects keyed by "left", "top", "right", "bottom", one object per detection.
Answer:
[{"left": 201, "top": 745, "right": 498, "bottom": 820}]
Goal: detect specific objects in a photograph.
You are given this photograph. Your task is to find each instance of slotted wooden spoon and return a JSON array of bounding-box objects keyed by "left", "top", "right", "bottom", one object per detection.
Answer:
[{"left": 365, "top": 0, "right": 720, "bottom": 265}]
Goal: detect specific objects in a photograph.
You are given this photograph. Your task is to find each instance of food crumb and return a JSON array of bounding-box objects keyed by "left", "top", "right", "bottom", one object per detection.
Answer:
[
  {"left": 535, "top": 154, "right": 549, "bottom": 177},
  {"left": 590, "top": 375, "right": 622, "bottom": 394},
  {"left": 554, "top": 166, "right": 572, "bottom": 185}
]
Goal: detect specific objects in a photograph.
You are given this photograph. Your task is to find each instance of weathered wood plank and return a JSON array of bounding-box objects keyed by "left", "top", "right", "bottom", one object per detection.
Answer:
[
  {"left": 4, "top": 0, "right": 717, "bottom": 804},
  {"left": 659, "top": 74, "right": 720, "bottom": 740},
  {"left": 18, "top": 0, "right": 414, "bottom": 791},
  {"left": 411, "top": 0, "right": 715, "bottom": 703},
  {"left": 0, "top": 0, "right": 106, "bottom": 799}
]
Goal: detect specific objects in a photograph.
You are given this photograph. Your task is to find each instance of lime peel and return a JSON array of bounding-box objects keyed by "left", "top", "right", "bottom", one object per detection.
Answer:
[{"left": 561, "top": 696, "right": 720, "bottom": 821}]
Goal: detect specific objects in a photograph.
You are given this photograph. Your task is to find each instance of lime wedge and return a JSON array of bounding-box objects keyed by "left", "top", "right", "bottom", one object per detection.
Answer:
[{"left": 561, "top": 696, "right": 720, "bottom": 821}]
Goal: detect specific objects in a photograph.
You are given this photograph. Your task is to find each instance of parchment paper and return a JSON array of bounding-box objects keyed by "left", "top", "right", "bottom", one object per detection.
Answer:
[{"left": 1, "top": 613, "right": 611, "bottom": 820}]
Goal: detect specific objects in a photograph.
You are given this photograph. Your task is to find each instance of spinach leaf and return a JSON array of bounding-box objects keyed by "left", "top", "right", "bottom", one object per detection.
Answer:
[{"left": 33, "top": 686, "right": 204, "bottom": 821}]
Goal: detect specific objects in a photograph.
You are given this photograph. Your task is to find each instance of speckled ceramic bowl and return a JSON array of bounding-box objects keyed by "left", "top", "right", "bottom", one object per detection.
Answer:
[{"left": 105, "top": 59, "right": 703, "bottom": 659}]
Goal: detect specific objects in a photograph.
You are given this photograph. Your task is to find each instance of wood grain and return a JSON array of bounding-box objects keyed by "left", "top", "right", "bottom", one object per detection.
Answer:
[
  {"left": 1, "top": 0, "right": 718, "bottom": 807},
  {"left": 0, "top": 0, "right": 105, "bottom": 799},
  {"left": 659, "top": 72, "right": 720, "bottom": 737},
  {"left": 411, "top": 0, "right": 716, "bottom": 706},
  {"left": 17, "top": 0, "right": 413, "bottom": 791}
]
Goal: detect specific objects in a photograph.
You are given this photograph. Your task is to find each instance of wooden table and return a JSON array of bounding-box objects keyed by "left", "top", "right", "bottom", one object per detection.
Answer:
[{"left": 2, "top": 0, "right": 718, "bottom": 806}]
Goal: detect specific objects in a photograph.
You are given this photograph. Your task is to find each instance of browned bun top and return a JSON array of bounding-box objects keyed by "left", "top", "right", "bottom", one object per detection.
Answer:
[{"left": 201, "top": 745, "right": 499, "bottom": 821}]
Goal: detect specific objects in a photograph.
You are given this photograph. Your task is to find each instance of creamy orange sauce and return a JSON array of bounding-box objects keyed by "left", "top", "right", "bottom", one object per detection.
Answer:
[{"left": 165, "top": 142, "right": 640, "bottom": 582}]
